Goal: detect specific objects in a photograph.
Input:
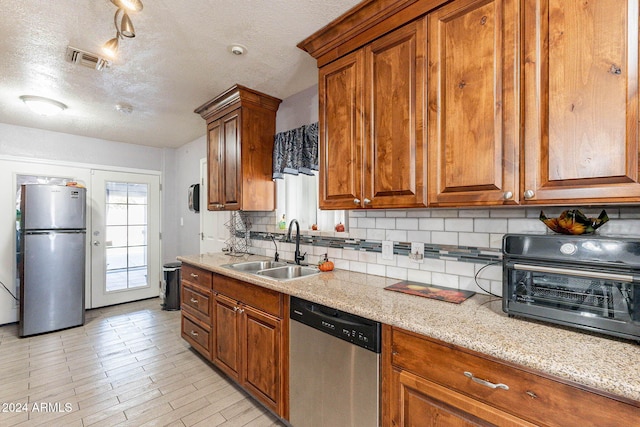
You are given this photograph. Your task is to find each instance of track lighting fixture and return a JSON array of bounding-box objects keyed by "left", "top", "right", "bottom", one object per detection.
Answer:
[{"left": 102, "top": 0, "right": 143, "bottom": 59}]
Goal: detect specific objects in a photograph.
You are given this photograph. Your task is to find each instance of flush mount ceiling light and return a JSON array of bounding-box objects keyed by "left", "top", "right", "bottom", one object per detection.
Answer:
[
  {"left": 19, "top": 95, "right": 67, "bottom": 116},
  {"left": 115, "top": 103, "right": 134, "bottom": 114},
  {"left": 102, "top": 0, "right": 143, "bottom": 59}
]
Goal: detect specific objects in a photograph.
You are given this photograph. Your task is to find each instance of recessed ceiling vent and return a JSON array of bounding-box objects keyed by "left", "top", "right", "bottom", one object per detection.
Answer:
[{"left": 65, "top": 46, "right": 111, "bottom": 71}]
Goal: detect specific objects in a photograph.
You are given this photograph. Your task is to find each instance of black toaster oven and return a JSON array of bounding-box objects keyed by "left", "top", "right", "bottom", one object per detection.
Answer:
[{"left": 503, "top": 234, "right": 640, "bottom": 341}]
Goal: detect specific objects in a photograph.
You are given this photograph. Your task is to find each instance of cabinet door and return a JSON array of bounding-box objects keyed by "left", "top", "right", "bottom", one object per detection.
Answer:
[
  {"left": 241, "top": 305, "right": 281, "bottom": 413},
  {"left": 318, "top": 50, "right": 364, "bottom": 209},
  {"left": 221, "top": 110, "right": 241, "bottom": 210},
  {"left": 389, "top": 368, "right": 535, "bottom": 427},
  {"left": 364, "top": 18, "right": 427, "bottom": 208},
  {"left": 428, "top": 0, "right": 519, "bottom": 206},
  {"left": 523, "top": 0, "right": 640, "bottom": 203},
  {"left": 206, "top": 119, "right": 223, "bottom": 210},
  {"left": 213, "top": 293, "right": 240, "bottom": 379}
]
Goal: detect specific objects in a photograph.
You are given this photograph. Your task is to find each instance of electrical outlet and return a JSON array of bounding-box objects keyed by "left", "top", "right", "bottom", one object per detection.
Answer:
[
  {"left": 382, "top": 241, "right": 394, "bottom": 260},
  {"left": 409, "top": 242, "right": 424, "bottom": 263}
]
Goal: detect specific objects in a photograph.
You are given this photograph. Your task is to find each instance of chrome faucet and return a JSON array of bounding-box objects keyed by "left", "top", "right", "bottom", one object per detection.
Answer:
[{"left": 287, "top": 219, "right": 306, "bottom": 265}]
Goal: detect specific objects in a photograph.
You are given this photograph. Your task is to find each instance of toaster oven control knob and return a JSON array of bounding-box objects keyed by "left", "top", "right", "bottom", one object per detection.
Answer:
[
  {"left": 523, "top": 189, "right": 535, "bottom": 199},
  {"left": 560, "top": 243, "right": 578, "bottom": 255}
]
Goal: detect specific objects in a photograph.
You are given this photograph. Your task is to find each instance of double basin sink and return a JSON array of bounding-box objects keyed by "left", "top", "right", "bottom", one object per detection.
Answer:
[{"left": 222, "top": 260, "right": 320, "bottom": 281}]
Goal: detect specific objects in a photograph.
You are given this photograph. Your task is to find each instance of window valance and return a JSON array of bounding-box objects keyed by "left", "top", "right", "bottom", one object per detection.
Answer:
[{"left": 272, "top": 122, "right": 318, "bottom": 179}]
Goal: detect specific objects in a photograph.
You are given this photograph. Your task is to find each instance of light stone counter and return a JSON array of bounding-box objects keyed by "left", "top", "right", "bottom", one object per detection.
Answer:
[{"left": 177, "top": 252, "right": 640, "bottom": 402}]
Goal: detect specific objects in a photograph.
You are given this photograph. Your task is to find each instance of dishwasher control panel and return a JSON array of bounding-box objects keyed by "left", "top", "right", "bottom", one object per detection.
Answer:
[{"left": 290, "top": 296, "right": 381, "bottom": 353}]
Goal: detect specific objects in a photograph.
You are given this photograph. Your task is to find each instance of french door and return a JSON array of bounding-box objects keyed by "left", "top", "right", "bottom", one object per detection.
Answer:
[{"left": 91, "top": 170, "right": 161, "bottom": 307}]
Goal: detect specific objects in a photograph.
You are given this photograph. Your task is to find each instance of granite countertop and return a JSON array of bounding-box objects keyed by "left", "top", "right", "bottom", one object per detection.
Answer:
[{"left": 177, "top": 252, "right": 640, "bottom": 403}]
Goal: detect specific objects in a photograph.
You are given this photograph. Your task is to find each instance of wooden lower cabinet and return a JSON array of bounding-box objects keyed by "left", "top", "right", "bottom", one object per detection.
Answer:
[
  {"left": 383, "top": 325, "right": 640, "bottom": 426},
  {"left": 180, "top": 265, "right": 288, "bottom": 420}
]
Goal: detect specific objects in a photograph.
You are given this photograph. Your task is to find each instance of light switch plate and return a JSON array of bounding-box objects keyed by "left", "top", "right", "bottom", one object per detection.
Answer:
[
  {"left": 409, "top": 242, "right": 424, "bottom": 263},
  {"left": 382, "top": 240, "right": 394, "bottom": 260}
]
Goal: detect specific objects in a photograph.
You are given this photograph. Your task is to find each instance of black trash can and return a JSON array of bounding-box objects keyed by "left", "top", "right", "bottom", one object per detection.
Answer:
[{"left": 162, "top": 261, "right": 181, "bottom": 311}]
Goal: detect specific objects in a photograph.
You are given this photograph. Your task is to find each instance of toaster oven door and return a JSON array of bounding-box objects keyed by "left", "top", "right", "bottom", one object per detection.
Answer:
[{"left": 503, "top": 262, "right": 640, "bottom": 340}]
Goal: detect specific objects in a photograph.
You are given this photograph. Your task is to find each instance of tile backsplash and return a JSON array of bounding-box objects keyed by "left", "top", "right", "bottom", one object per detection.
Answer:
[{"left": 240, "top": 207, "right": 640, "bottom": 297}]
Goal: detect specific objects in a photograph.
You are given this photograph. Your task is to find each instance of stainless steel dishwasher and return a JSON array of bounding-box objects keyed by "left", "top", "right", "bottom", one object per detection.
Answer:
[{"left": 289, "top": 296, "right": 381, "bottom": 427}]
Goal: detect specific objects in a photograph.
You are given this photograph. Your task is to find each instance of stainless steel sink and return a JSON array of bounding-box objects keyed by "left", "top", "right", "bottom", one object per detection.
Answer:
[
  {"left": 256, "top": 265, "right": 320, "bottom": 281},
  {"left": 222, "top": 260, "right": 287, "bottom": 272}
]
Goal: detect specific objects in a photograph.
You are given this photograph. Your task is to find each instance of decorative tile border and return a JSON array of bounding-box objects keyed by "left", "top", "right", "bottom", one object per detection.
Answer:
[{"left": 243, "top": 231, "right": 502, "bottom": 265}]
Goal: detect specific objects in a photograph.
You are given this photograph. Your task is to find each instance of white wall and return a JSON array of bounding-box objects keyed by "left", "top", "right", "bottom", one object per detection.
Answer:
[{"left": 174, "top": 135, "right": 207, "bottom": 257}]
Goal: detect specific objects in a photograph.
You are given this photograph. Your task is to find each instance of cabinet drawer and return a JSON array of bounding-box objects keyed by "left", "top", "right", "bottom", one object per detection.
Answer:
[
  {"left": 213, "top": 274, "right": 282, "bottom": 318},
  {"left": 181, "top": 284, "right": 211, "bottom": 321},
  {"left": 182, "top": 264, "right": 212, "bottom": 289},
  {"left": 181, "top": 313, "right": 211, "bottom": 359},
  {"left": 390, "top": 327, "right": 639, "bottom": 426}
]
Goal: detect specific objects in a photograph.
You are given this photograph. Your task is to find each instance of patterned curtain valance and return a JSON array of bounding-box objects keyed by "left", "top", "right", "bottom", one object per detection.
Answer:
[{"left": 272, "top": 122, "right": 318, "bottom": 179}]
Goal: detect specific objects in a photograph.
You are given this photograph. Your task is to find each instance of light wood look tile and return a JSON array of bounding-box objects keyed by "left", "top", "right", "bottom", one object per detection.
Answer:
[{"left": 0, "top": 298, "right": 286, "bottom": 427}]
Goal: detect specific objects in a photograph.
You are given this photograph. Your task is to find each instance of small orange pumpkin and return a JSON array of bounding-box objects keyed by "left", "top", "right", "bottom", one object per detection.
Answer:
[{"left": 318, "top": 254, "right": 334, "bottom": 272}]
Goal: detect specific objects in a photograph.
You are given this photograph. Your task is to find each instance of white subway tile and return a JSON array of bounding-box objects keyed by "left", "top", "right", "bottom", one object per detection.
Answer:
[
  {"left": 431, "top": 272, "right": 459, "bottom": 288},
  {"left": 376, "top": 218, "right": 396, "bottom": 229},
  {"left": 367, "top": 263, "right": 386, "bottom": 277},
  {"left": 430, "top": 209, "right": 459, "bottom": 218},
  {"left": 358, "top": 218, "right": 376, "bottom": 228},
  {"left": 396, "top": 256, "right": 413, "bottom": 269},
  {"left": 386, "top": 230, "right": 408, "bottom": 242},
  {"left": 386, "top": 266, "right": 408, "bottom": 280},
  {"left": 445, "top": 218, "right": 474, "bottom": 232},
  {"left": 432, "top": 231, "right": 458, "bottom": 246},
  {"left": 342, "top": 249, "right": 360, "bottom": 261},
  {"left": 334, "top": 259, "right": 350, "bottom": 270},
  {"left": 349, "top": 210, "right": 367, "bottom": 218},
  {"left": 490, "top": 233, "right": 504, "bottom": 249},
  {"left": 409, "top": 231, "right": 431, "bottom": 243},
  {"left": 475, "top": 264, "right": 502, "bottom": 281},
  {"left": 601, "top": 220, "right": 640, "bottom": 237},
  {"left": 445, "top": 260, "right": 475, "bottom": 277},
  {"left": 419, "top": 218, "right": 445, "bottom": 231},
  {"left": 507, "top": 218, "right": 547, "bottom": 234},
  {"left": 420, "top": 258, "right": 446, "bottom": 273},
  {"left": 327, "top": 247, "right": 343, "bottom": 259},
  {"left": 350, "top": 261, "right": 367, "bottom": 273},
  {"left": 619, "top": 207, "right": 640, "bottom": 219},
  {"left": 407, "top": 269, "right": 432, "bottom": 284},
  {"left": 459, "top": 209, "right": 490, "bottom": 218},
  {"left": 366, "top": 229, "right": 386, "bottom": 240},
  {"left": 359, "top": 251, "right": 377, "bottom": 263},
  {"left": 386, "top": 210, "right": 407, "bottom": 217},
  {"left": 396, "top": 218, "right": 419, "bottom": 230},
  {"left": 367, "top": 211, "right": 386, "bottom": 218},
  {"left": 349, "top": 229, "right": 367, "bottom": 239},
  {"left": 490, "top": 208, "right": 526, "bottom": 218},
  {"left": 459, "top": 232, "right": 490, "bottom": 248},
  {"left": 376, "top": 253, "right": 397, "bottom": 266},
  {"left": 407, "top": 210, "right": 431, "bottom": 218},
  {"left": 474, "top": 218, "right": 508, "bottom": 233}
]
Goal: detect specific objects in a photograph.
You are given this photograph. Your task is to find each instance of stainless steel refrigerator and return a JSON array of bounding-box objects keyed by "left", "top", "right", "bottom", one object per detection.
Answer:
[{"left": 18, "top": 184, "right": 87, "bottom": 337}]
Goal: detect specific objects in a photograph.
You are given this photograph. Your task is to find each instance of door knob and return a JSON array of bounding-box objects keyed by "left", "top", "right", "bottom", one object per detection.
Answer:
[
  {"left": 503, "top": 191, "right": 513, "bottom": 200},
  {"left": 93, "top": 241, "right": 100, "bottom": 246},
  {"left": 523, "top": 190, "right": 535, "bottom": 199},
  {"left": 363, "top": 198, "right": 371, "bottom": 205},
  {"left": 353, "top": 198, "right": 361, "bottom": 204}
]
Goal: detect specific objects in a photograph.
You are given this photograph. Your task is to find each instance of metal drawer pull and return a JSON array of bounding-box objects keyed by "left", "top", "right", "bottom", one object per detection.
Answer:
[
  {"left": 190, "top": 298, "right": 198, "bottom": 304},
  {"left": 464, "top": 371, "right": 509, "bottom": 390},
  {"left": 190, "top": 330, "right": 198, "bottom": 337},
  {"left": 190, "top": 273, "right": 199, "bottom": 278},
  {"left": 526, "top": 391, "right": 538, "bottom": 399}
]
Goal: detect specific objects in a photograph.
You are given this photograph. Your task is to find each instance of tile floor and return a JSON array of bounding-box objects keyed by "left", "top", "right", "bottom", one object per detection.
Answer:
[{"left": 0, "top": 298, "right": 286, "bottom": 427}]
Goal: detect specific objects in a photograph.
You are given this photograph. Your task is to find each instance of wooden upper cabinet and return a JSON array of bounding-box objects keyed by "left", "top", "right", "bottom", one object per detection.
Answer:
[
  {"left": 318, "top": 18, "right": 427, "bottom": 209},
  {"left": 365, "top": 19, "right": 427, "bottom": 208},
  {"left": 195, "top": 85, "right": 281, "bottom": 211},
  {"left": 319, "top": 50, "right": 364, "bottom": 209},
  {"left": 428, "top": 0, "right": 520, "bottom": 206},
  {"left": 522, "top": 0, "right": 640, "bottom": 203}
]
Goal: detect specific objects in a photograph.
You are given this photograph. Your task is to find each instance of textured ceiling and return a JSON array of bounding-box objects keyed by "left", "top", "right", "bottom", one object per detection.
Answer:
[{"left": 0, "top": 0, "right": 362, "bottom": 148}]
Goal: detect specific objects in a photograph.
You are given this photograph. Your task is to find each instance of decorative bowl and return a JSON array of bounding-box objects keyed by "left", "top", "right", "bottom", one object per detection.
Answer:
[{"left": 539, "top": 209, "right": 609, "bottom": 235}]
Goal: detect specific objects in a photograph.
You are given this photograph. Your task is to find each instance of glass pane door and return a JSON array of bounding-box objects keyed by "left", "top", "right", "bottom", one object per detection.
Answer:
[{"left": 105, "top": 181, "right": 149, "bottom": 292}]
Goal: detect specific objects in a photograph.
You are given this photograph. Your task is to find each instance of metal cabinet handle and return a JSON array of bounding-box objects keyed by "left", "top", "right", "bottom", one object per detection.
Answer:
[
  {"left": 190, "top": 298, "right": 198, "bottom": 304},
  {"left": 364, "top": 198, "right": 371, "bottom": 205},
  {"left": 354, "top": 198, "right": 361, "bottom": 204},
  {"left": 190, "top": 273, "right": 199, "bottom": 278},
  {"left": 464, "top": 371, "right": 509, "bottom": 390},
  {"left": 190, "top": 330, "right": 198, "bottom": 337},
  {"left": 523, "top": 189, "right": 535, "bottom": 199},
  {"left": 503, "top": 191, "right": 513, "bottom": 200}
]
